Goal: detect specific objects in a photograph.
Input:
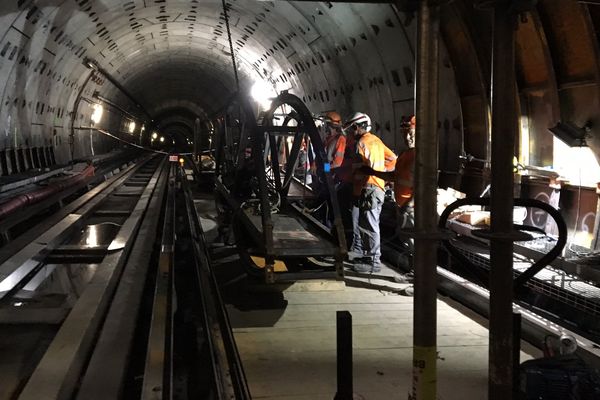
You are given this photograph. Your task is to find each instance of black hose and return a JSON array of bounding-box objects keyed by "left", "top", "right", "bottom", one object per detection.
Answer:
[{"left": 438, "top": 197, "right": 568, "bottom": 291}]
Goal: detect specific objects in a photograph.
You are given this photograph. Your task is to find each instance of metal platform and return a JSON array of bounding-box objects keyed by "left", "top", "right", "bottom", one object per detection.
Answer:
[{"left": 244, "top": 210, "right": 338, "bottom": 257}]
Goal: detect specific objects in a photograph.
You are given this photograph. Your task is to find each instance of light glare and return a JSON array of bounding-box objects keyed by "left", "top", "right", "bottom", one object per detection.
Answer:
[
  {"left": 251, "top": 80, "right": 275, "bottom": 111},
  {"left": 91, "top": 104, "right": 103, "bottom": 124}
]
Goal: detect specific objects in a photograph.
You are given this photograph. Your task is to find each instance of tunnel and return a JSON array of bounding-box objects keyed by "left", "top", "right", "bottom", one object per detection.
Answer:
[
  {"left": 3, "top": 1, "right": 600, "bottom": 399},
  {"left": 2, "top": 0, "right": 600, "bottom": 196},
  {"left": 2, "top": 0, "right": 460, "bottom": 186}
]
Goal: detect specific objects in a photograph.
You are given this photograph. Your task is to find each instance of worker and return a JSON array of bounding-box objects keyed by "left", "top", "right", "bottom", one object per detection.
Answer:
[
  {"left": 345, "top": 112, "right": 396, "bottom": 273},
  {"left": 322, "top": 111, "right": 345, "bottom": 170},
  {"left": 360, "top": 115, "right": 416, "bottom": 208},
  {"left": 314, "top": 111, "right": 355, "bottom": 234}
]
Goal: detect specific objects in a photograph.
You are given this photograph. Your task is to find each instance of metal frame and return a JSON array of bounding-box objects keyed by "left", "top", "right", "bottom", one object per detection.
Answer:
[{"left": 214, "top": 92, "right": 346, "bottom": 282}]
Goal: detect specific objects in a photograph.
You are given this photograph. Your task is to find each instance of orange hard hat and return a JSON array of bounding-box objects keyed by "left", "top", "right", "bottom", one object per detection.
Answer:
[
  {"left": 324, "top": 111, "right": 342, "bottom": 127},
  {"left": 401, "top": 115, "right": 416, "bottom": 128}
]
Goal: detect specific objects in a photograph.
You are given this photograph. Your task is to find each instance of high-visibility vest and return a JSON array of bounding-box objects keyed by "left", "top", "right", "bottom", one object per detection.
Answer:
[
  {"left": 353, "top": 132, "right": 395, "bottom": 195},
  {"left": 393, "top": 149, "right": 415, "bottom": 208},
  {"left": 326, "top": 134, "right": 346, "bottom": 169}
]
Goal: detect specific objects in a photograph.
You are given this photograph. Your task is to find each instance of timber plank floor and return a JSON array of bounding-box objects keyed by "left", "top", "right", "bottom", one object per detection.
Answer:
[{"left": 194, "top": 195, "right": 542, "bottom": 400}]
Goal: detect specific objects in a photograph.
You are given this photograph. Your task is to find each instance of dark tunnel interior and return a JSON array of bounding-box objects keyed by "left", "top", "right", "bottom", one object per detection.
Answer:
[
  {"left": 4, "top": 2, "right": 600, "bottom": 398},
  {"left": 1, "top": 0, "right": 600, "bottom": 199}
]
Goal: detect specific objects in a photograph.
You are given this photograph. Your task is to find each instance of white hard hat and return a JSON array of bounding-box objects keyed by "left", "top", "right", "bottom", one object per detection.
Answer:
[
  {"left": 559, "top": 334, "right": 577, "bottom": 355},
  {"left": 344, "top": 112, "right": 371, "bottom": 132}
]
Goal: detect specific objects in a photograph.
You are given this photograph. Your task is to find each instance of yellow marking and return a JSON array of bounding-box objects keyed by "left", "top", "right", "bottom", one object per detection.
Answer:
[
  {"left": 412, "top": 346, "right": 437, "bottom": 400},
  {"left": 250, "top": 256, "right": 288, "bottom": 272}
]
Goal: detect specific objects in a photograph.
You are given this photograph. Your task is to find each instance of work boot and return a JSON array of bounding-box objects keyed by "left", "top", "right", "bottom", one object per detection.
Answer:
[
  {"left": 346, "top": 250, "right": 363, "bottom": 262},
  {"left": 351, "top": 258, "right": 381, "bottom": 274}
]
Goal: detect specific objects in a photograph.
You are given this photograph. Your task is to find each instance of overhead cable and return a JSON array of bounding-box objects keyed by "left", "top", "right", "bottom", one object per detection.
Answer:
[{"left": 221, "top": 0, "right": 240, "bottom": 91}]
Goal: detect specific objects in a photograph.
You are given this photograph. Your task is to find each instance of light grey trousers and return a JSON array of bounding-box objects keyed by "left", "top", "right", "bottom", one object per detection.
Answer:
[{"left": 350, "top": 186, "right": 384, "bottom": 266}]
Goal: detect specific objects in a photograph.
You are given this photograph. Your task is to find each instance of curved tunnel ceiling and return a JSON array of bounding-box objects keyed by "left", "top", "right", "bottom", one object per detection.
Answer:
[
  {"left": 0, "top": 0, "right": 426, "bottom": 167},
  {"left": 3, "top": 1, "right": 600, "bottom": 196}
]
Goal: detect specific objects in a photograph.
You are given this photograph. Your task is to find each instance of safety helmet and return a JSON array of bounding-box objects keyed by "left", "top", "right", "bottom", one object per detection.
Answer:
[
  {"left": 323, "top": 111, "right": 342, "bottom": 127},
  {"left": 401, "top": 115, "right": 416, "bottom": 128},
  {"left": 344, "top": 112, "right": 371, "bottom": 132}
]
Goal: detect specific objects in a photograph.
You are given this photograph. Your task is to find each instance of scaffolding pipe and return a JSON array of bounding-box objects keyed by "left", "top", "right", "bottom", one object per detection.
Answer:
[
  {"left": 489, "top": 3, "right": 518, "bottom": 399},
  {"left": 412, "top": 1, "right": 440, "bottom": 399},
  {"left": 194, "top": 118, "right": 201, "bottom": 162}
]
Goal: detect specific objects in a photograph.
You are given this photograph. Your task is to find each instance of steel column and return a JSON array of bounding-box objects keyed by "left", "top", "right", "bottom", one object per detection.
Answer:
[
  {"left": 194, "top": 117, "right": 201, "bottom": 162},
  {"left": 412, "top": 1, "right": 440, "bottom": 399},
  {"left": 334, "top": 311, "right": 353, "bottom": 400},
  {"left": 488, "top": 3, "right": 518, "bottom": 399}
]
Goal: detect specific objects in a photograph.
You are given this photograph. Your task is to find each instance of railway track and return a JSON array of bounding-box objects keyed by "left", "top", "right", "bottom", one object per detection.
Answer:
[{"left": 0, "top": 156, "right": 248, "bottom": 400}]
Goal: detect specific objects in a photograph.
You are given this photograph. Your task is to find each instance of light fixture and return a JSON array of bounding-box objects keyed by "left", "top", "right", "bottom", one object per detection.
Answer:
[
  {"left": 83, "top": 57, "right": 99, "bottom": 71},
  {"left": 128, "top": 121, "right": 136, "bottom": 133},
  {"left": 91, "top": 104, "right": 103, "bottom": 124},
  {"left": 548, "top": 121, "right": 590, "bottom": 147},
  {"left": 251, "top": 80, "right": 275, "bottom": 111},
  {"left": 152, "top": 132, "right": 158, "bottom": 140},
  {"left": 160, "top": 136, "right": 165, "bottom": 143}
]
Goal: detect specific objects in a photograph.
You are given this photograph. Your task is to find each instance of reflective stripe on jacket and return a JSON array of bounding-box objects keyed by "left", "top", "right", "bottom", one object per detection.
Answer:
[{"left": 326, "top": 133, "right": 346, "bottom": 168}]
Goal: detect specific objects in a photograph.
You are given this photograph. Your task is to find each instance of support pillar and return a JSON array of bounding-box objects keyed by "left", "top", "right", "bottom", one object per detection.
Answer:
[
  {"left": 412, "top": 1, "right": 440, "bottom": 399},
  {"left": 194, "top": 117, "right": 201, "bottom": 163},
  {"left": 488, "top": 2, "right": 518, "bottom": 399}
]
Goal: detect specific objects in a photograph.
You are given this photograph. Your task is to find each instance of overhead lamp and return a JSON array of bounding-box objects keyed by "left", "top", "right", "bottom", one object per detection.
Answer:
[
  {"left": 160, "top": 136, "right": 165, "bottom": 143},
  {"left": 91, "top": 104, "right": 103, "bottom": 124},
  {"left": 548, "top": 121, "right": 590, "bottom": 147},
  {"left": 83, "top": 57, "right": 99, "bottom": 71},
  {"left": 152, "top": 132, "right": 158, "bottom": 140},
  {"left": 128, "top": 121, "right": 136, "bottom": 133},
  {"left": 251, "top": 80, "right": 275, "bottom": 111}
]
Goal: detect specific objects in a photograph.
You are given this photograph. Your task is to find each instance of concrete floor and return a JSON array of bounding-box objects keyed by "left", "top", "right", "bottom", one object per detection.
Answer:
[
  {"left": 194, "top": 194, "right": 542, "bottom": 400},
  {"left": 225, "top": 284, "right": 541, "bottom": 400}
]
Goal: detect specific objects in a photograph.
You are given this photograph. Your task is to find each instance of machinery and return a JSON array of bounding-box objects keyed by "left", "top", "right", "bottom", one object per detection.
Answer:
[{"left": 214, "top": 92, "right": 346, "bottom": 282}]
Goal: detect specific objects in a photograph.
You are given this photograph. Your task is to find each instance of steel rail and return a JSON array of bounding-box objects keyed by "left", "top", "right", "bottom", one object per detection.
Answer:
[
  {"left": 75, "top": 160, "right": 170, "bottom": 400},
  {"left": 17, "top": 157, "right": 167, "bottom": 400},
  {"left": 141, "top": 163, "right": 176, "bottom": 400},
  {"left": 181, "top": 163, "right": 251, "bottom": 400},
  {"left": 0, "top": 156, "right": 154, "bottom": 298}
]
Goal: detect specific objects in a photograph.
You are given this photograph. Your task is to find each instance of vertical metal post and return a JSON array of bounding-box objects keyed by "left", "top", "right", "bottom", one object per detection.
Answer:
[
  {"left": 489, "top": 3, "right": 517, "bottom": 399},
  {"left": 335, "top": 311, "right": 353, "bottom": 400},
  {"left": 194, "top": 117, "right": 201, "bottom": 162},
  {"left": 512, "top": 312, "right": 522, "bottom": 396},
  {"left": 591, "top": 183, "right": 600, "bottom": 250},
  {"left": 412, "top": 1, "right": 440, "bottom": 400}
]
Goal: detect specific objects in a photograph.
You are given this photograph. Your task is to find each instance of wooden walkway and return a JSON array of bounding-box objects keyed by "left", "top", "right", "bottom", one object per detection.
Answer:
[
  {"left": 193, "top": 195, "right": 542, "bottom": 400},
  {"left": 225, "top": 283, "right": 540, "bottom": 400}
]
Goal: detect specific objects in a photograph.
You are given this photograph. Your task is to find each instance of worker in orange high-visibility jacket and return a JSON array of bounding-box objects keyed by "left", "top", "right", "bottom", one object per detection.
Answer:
[
  {"left": 345, "top": 112, "right": 396, "bottom": 274},
  {"left": 322, "top": 111, "right": 345, "bottom": 169},
  {"left": 360, "top": 115, "right": 415, "bottom": 208}
]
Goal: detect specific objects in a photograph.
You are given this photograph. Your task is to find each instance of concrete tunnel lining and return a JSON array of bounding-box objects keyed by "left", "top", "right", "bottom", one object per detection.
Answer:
[{"left": 0, "top": 0, "right": 462, "bottom": 180}]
